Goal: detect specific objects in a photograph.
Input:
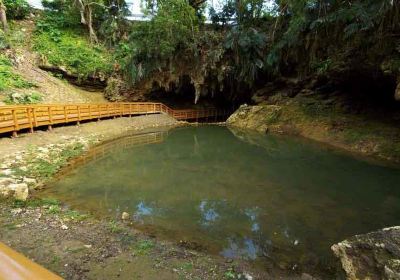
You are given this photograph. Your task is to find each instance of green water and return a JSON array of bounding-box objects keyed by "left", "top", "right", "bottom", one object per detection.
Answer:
[{"left": 42, "top": 126, "right": 400, "bottom": 276}]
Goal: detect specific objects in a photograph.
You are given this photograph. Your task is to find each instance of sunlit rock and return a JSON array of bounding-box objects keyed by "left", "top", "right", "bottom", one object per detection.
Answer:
[
  {"left": 226, "top": 104, "right": 282, "bottom": 133},
  {"left": 8, "top": 183, "right": 29, "bottom": 201},
  {"left": 332, "top": 226, "right": 400, "bottom": 279},
  {"left": 121, "top": 212, "right": 130, "bottom": 220}
]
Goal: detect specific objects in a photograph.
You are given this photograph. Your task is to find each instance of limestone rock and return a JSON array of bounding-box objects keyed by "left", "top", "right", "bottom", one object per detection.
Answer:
[
  {"left": 8, "top": 183, "right": 29, "bottom": 201},
  {"left": 332, "top": 226, "right": 400, "bottom": 280},
  {"left": 121, "top": 212, "right": 130, "bottom": 220},
  {"left": 396, "top": 79, "right": 400, "bottom": 101},
  {"left": 227, "top": 104, "right": 282, "bottom": 133}
]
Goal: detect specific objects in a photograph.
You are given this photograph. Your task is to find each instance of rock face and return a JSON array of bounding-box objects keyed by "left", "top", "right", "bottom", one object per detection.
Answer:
[
  {"left": 395, "top": 78, "right": 400, "bottom": 101},
  {"left": 332, "top": 226, "right": 400, "bottom": 280},
  {"left": 226, "top": 105, "right": 282, "bottom": 133}
]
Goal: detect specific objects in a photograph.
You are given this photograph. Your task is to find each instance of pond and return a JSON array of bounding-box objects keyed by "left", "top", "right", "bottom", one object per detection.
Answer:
[{"left": 41, "top": 125, "right": 400, "bottom": 277}]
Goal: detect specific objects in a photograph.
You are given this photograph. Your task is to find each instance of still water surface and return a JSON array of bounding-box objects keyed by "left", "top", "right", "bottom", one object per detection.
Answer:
[{"left": 42, "top": 126, "right": 400, "bottom": 275}]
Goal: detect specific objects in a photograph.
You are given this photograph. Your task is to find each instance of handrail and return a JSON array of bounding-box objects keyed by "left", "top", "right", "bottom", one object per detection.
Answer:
[
  {"left": 0, "top": 242, "right": 63, "bottom": 279},
  {"left": 0, "top": 102, "right": 230, "bottom": 136}
]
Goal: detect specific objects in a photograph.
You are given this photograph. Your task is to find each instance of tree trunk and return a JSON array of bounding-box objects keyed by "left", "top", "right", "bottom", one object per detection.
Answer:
[
  {"left": 75, "top": 0, "right": 87, "bottom": 24},
  {"left": 85, "top": 6, "right": 98, "bottom": 44},
  {"left": 0, "top": 0, "right": 8, "bottom": 32}
]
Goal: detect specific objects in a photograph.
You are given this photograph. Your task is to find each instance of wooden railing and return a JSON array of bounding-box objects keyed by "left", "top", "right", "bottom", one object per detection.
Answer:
[{"left": 0, "top": 102, "right": 230, "bottom": 136}]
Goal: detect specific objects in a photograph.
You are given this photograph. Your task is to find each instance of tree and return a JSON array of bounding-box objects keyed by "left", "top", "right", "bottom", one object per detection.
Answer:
[
  {"left": 74, "top": 0, "right": 104, "bottom": 43},
  {"left": 0, "top": 0, "right": 8, "bottom": 32}
]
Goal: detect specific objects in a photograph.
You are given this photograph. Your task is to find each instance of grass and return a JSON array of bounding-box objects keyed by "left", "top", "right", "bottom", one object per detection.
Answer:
[
  {"left": 33, "top": 25, "right": 113, "bottom": 80},
  {"left": 108, "top": 220, "right": 125, "bottom": 234},
  {"left": 0, "top": 54, "right": 35, "bottom": 91},
  {"left": 133, "top": 240, "right": 155, "bottom": 255},
  {"left": 63, "top": 210, "right": 88, "bottom": 221},
  {"left": 13, "top": 197, "right": 61, "bottom": 208},
  {"left": 14, "top": 143, "right": 85, "bottom": 180},
  {"left": 4, "top": 91, "right": 43, "bottom": 105}
]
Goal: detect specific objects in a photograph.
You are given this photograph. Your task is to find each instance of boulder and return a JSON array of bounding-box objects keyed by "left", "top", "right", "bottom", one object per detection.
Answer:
[
  {"left": 226, "top": 105, "right": 282, "bottom": 133},
  {"left": 332, "top": 226, "right": 400, "bottom": 280},
  {"left": 8, "top": 183, "right": 29, "bottom": 201}
]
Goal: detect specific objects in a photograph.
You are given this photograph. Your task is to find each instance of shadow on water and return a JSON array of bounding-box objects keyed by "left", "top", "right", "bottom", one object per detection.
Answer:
[{"left": 41, "top": 125, "right": 400, "bottom": 278}]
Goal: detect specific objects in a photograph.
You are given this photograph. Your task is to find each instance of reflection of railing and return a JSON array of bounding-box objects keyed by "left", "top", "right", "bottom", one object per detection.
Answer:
[
  {"left": 0, "top": 102, "right": 230, "bottom": 136},
  {"left": 58, "top": 131, "right": 167, "bottom": 176},
  {"left": 0, "top": 242, "right": 63, "bottom": 279}
]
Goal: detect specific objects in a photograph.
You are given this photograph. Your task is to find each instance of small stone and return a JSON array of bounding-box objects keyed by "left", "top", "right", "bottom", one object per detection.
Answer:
[
  {"left": 61, "top": 224, "right": 69, "bottom": 230},
  {"left": 121, "top": 212, "right": 130, "bottom": 220},
  {"left": 244, "top": 273, "right": 253, "bottom": 280},
  {"left": 2, "top": 169, "right": 13, "bottom": 176},
  {"left": 84, "top": 244, "right": 92, "bottom": 249},
  {"left": 11, "top": 208, "right": 23, "bottom": 215},
  {"left": 23, "top": 178, "right": 37, "bottom": 185},
  {"left": 294, "top": 239, "right": 299, "bottom": 246}
]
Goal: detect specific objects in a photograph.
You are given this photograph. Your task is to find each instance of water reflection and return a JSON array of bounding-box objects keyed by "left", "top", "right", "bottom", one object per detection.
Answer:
[
  {"left": 133, "top": 201, "right": 155, "bottom": 223},
  {"left": 43, "top": 126, "right": 400, "bottom": 276},
  {"left": 199, "top": 200, "right": 220, "bottom": 226},
  {"left": 222, "top": 237, "right": 259, "bottom": 260}
]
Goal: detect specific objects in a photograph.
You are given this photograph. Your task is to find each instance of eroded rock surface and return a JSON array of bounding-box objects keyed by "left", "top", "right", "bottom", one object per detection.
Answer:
[
  {"left": 395, "top": 77, "right": 400, "bottom": 101},
  {"left": 332, "top": 226, "right": 400, "bottom": 280},
  {"left": 226, "top": 104, "right": 282, "bottom": 133}
]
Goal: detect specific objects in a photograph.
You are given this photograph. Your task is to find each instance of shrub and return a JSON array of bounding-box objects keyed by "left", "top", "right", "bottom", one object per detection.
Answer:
[
  {"left": 0, "top": 29, "right": 9, "bottom": 50},
  {"left": 4, "top": 0, "right": 31, "bottom": 20},
  {"left": 0, "top": 54, "right": 35, "bottom": 91},
  {"left": 4, "top": 92, "right": 43, "bottom": 104},
  {"left": 33, "top": 14, "right": 113, "bottom": 79}
]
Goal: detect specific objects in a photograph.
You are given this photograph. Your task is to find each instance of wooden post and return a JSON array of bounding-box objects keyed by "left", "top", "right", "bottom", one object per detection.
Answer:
[
  {"left": 89, "top": 105, "right": 92, "bottom": 119},
  {"left": 129, "top": 104, "right": 132, "bottom": 117},
  {"left": 48, "top": 106, "right": 53, "bottom": 131},
  {"left": 27, "top": 108, "right": 34, "bottom": 133},
  {"left": 77, "top": 105, "right": 81, "bottom": 125},
  {"left": 33, "top": 107, "right": 37, "bottom": 127},
  {"left": 12, "top": 109, "right": 18, "bottom": 137},
  {"left": 64, "top": 105, "right": 68, "bottom": 123}
]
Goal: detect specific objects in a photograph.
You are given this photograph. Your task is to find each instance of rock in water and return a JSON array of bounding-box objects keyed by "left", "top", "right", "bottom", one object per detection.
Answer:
[
  {"left": 332, "top": 226, "right": 400, "bottom": 280},
  {"left": 226, "top": 105, "right": 282, "bottom": 133},
  {"left": 121, "top": 212, "right": 130, "bottom": 220}
]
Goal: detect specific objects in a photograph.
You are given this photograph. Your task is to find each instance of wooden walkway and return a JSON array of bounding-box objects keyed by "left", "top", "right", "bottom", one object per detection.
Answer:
[{"left": 0, "top": 102, "right": 230, "bottom": 136}]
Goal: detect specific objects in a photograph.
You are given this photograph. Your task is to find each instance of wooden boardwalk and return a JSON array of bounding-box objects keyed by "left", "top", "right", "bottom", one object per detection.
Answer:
[{"left": 0, "top": 102, "right": 229, "bottom": 136}]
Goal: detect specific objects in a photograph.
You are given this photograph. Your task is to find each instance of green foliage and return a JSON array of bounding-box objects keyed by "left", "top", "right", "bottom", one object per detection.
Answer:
[
  {"left": 133, "top": 240, "right": 154, "bottom": 255},
  {"left": 47, "top": 204, "right": 61, "bottom": 214},
  {"left": 108, "top": 220, "right": 125, "bottom": 233},
  {"left": 0, "top": 54, "right": 35, "bottom": 91},
  {"left": 12, "top": 197, "right": 60, "bottom": 208},
  {"left": 4, "top": 0, "right": 30, "bottom": 20},
  {"left": 127, "top": 0, "right": 199, "bottom": 82},
  {"left": 0, "top": 30, "right": 9, "bottom": 50},
  {"left": 16, "top": 143, "right": 85, "bottom": 180},
  {"left": 224, "top": 26, "right": 267, "bottom": 85},
  {"left": 4, "top": 92, "right": 43, "bottom": 105},
  {"left": 63, "top": 210, "right": 88, "bottom": 221},
  {"left": 33, "top": 14, "right": 113, "bottom": 79}
]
